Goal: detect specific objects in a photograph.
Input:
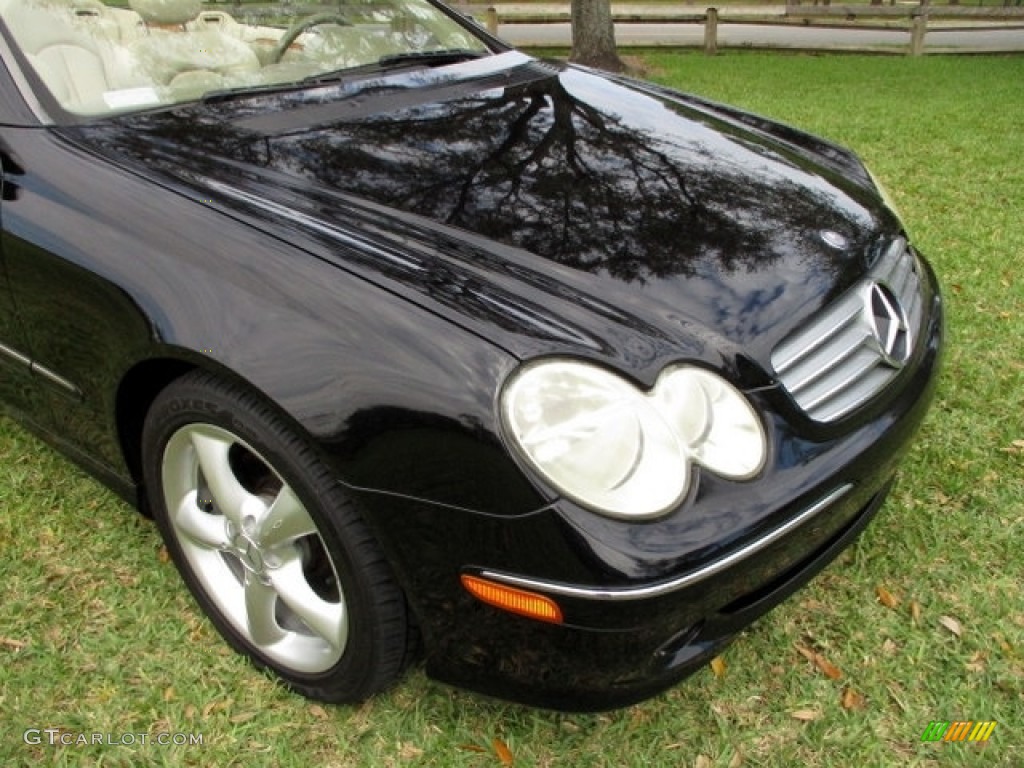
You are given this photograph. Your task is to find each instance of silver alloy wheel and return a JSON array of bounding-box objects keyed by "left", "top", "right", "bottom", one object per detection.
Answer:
[{"left": 161, "top": 423, "right": 348, "bottom": 673}]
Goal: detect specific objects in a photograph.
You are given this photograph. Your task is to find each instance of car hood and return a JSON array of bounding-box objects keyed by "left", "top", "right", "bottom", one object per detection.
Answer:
[{"left": 73, "top": 51, "right": 899, "bottom": 386}]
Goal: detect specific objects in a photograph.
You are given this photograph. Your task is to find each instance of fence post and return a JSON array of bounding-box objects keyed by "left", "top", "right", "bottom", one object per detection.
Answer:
[
  {"left": 909, "top": 9, "right": 927, "bottom": 55},
  {"left": 485, "top": 6, "right": 498, "bottom": 35},
  {"left": 705, "top": 8, "right": 719, "bottom": 55}
]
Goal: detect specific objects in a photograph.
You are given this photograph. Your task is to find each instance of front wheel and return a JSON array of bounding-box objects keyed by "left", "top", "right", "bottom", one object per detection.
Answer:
[{"left": 142, "top": 371, "right": 411, "bottom": 702}]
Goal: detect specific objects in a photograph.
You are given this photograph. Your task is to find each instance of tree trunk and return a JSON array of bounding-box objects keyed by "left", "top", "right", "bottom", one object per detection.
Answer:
[{"left": 569, "top": 0, "right": 625, "bottom": 73}]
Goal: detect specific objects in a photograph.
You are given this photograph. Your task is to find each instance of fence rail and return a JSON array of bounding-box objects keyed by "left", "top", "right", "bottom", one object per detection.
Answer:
[{"left": 473, "top": 3, "right": 1024, "bottom": 55}]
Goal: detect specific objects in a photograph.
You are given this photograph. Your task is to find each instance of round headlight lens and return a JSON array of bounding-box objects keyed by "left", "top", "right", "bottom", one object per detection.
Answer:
[
  {"left": 501, "top": 360, "right": 767, "bottom": 519},
  {"left": 655, "top": 368, "right": 765, "bottom": 479},
  {"left": 502, "top": 361, "right": 688, "bottom": 519}
]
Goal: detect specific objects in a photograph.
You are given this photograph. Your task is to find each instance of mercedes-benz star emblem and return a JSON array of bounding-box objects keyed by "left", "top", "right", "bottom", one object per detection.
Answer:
[{"left": 865, "top": 281, "right": 911, "bottom": 368}]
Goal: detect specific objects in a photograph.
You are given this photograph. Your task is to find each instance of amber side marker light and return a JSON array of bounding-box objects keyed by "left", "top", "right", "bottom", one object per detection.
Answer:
[{"left": 461, "top": 574, "right": 564, "bottom": 624}]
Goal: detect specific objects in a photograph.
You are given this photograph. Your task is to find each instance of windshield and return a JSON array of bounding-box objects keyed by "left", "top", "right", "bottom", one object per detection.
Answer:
[{"left": 0, "top": 0, "right": 493, "bottom": 117}]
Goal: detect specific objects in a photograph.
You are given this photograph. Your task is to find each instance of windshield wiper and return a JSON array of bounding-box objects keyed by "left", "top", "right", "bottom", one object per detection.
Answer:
[
  {"left": 202, "top": 80, "right": 315, "bottom": 104},
  {"left": 377, "top": 48, "right": 488, "bottom": 68},
  {"left": 302, "top": 48, "right": 487, "bottom": 84},
  {"left": 203, "top": 49, "right": 489, "bottom": 102}
]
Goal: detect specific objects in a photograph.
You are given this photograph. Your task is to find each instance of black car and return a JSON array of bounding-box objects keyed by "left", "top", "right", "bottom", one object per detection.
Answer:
[{"left": 0, "top": 0, "right": 942, "bottom": 710}]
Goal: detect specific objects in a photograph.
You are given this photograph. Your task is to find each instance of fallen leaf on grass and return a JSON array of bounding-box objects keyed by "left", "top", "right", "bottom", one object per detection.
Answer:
[
  {"left": 45, "top": 565, "right": 71, "bottom": 583},
  {"left": 493, "top": 738, "right": 514, "bottom": 766},
  {"left": 909, "top": 600, "right": 922, "bottom": 625},
  {"left": 157, "top": 546, "right": 170, "bottom": 564},
  {"left": 819, "top": 657, "right": 843, "bottom": 680},
  {"left": 887, "top": 683, "right": 908, "bottom": 713},
  {"left": 1004, "top": 439, "right": 1024, "bottom": 455},
  {"left": 791, "top": 709, "right": 821, "bottom": 722},
  {"left": 840, "top": 686, "right": 865, "bottom": 710},
  {"left": 728, "top": 751, "right": 744, "bottom": 768},
  {"left": 0, "top": 637, "right": 27, "bottom": 650},
  {"left": 457, "top": 744, "right": 487, "bottom": 754},
  {"left": 710, "top": 655, "right": 727, "bottom": 678},
  {"left": 163, "top": 686, "right": 175, "bottom": 702},
  {"left": 939, "top": 615, "right": 963, "bottom": 638},
  {"left": 202, "top": 699, "right": 233, "bottom": 718},
  {"left": 398, "top": 742, "right": 423, "bottom": 760},
  {"left": 630, "top": 707, "right": 654, "bottom": 726},
  {"left": 876, "top": 585, "right": 900, "bottom": 609},
  {"left": 795, "top": 644, "right": 842, "bottom": 680},
  {"left": 229, "top": 712, "right": 258, "bottom": 724},
  {"left": 966, "top": 651, "right": 987, "bottom": 673},
  {"left": 795, "top": 644, "right": 814, "bottom": 661},
  {"left": 695, "top": 755, "right": 712, "bottom": 768},
  {"left": 994, "top": 633, "right": 1015, "bottom": 655},
  {"left": 308, "top": 704, "right": 330, "bottom": 721}
]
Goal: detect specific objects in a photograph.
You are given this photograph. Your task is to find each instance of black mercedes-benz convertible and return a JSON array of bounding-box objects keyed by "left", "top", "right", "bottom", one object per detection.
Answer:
[{"left": 0, "top": 0, "right": 942, "bottom": 710}]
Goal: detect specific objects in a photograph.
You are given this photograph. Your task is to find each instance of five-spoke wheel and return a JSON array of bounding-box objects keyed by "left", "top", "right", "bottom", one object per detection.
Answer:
[{"left": 143, "top": 372, "right": 411, "bottom": 702}]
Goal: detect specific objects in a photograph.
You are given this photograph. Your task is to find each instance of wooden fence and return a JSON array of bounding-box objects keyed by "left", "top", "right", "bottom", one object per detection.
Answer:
[{"left": 474, "top": 4, "right": 1024, "bottom": 55}]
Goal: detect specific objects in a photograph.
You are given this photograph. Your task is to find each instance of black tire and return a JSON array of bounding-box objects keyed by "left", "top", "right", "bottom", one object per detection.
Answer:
[{"left": 141, "top": 370, "right": 410, "bottom": 703}]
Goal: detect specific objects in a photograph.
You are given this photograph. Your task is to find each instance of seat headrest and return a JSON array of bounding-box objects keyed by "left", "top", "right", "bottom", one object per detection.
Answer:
[
  {"left": 129, "top": 0, "right": 200, "bottom": 25},
  {"left": 1, "top": 2, "right": 101, "bottom": 54}
]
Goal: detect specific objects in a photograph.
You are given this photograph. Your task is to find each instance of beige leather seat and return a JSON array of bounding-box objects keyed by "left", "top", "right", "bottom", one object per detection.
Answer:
[
  {"left": 67, "top": 0, "right": 122, "bottom": 43},
  {"left": 187, "top": 9, "right": 245, "bottom": 39},
  {"left": 128, "top": 0, "right": 260, "bottom": 98},
  {"left": 68, "top": 0, "right": 146, "bottom": 45},
  {"left": 1, "top": 1, "right": 115, "bottom": 113}
]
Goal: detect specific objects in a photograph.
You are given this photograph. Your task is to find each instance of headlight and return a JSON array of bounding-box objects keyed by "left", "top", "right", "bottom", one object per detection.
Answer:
[{"left": 501, "top": 360, "right": 767, "bottom": 519}]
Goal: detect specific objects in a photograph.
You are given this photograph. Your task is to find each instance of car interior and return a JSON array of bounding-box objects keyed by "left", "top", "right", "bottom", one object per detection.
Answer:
[{"left": 0, "top": 0, "right": 486, "bottom": 115}]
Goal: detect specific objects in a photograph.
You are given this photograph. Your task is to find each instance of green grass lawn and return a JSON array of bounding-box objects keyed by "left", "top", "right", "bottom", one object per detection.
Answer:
[{"left": 1, "top": 53, "right": 1022, "bottom": 767}]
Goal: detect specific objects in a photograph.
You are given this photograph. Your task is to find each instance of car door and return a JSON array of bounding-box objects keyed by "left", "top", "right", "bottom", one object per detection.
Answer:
[
  {"left": 0, "top": 33, "right": 158, "bottom": 480},
  {"left": 0, "top": 117, "right": 148, "bottom": 477},
  {"left": 0, "top": 38, "right": 56, "bottom": 426},
  {"left": 0, "top": 144, "right": 40, "bottom": 418}
]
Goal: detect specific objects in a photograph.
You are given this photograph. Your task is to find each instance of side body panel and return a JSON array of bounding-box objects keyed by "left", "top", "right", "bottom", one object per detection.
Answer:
[{"left": 0, "top": 124, "right": 541, "bottom": 518}]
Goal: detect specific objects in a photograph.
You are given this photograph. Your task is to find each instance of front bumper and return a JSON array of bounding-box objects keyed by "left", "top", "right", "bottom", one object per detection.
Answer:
[
  {"left": 353, "top": 259, "right": 942, "bottom": 711},
  {"left": 445, "top": 480, "right": 891, "bottom": 711}
]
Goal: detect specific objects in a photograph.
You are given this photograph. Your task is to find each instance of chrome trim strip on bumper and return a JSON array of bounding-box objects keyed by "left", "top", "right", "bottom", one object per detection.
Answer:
[{"left": 479, "top": 484, "right": 854, "bottom": 602}]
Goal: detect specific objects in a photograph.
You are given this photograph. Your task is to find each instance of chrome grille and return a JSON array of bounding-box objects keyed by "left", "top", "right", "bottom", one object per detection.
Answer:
[{"left": 771, "top": 239, "right": 923, "bottom": 422}]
